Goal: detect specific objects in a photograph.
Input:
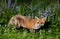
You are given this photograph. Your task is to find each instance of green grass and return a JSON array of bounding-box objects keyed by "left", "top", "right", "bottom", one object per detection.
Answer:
[
  {"left": 0, "top": 20, "right": 60, "bottom": 39},
  {"left": 0, "top": 0, "right": 60, "bottom": 39},
  {"left": 0, "top": 21, "right": 60, "bottom": 39}
]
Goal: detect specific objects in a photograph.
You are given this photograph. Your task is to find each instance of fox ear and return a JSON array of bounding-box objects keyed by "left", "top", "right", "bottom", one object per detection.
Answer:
[
  {"left": 42, "top": 17, "right": 47, "bottom": 21},
  {"left": 35, "top": 16, "right": 39, "bottom": 19}
]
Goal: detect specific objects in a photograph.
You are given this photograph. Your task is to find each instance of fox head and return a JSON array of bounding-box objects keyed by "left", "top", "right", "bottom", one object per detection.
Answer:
[{"left": 33, "top": 16, "right": 46, "bottom": 29}]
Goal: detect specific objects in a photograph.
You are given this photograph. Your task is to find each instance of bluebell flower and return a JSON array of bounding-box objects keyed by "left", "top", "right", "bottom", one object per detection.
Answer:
[
  {"left": 45, "top": 7, "right": 51, "bottom": 13},
  {"left": 43, "top": 12, "right": 48, "bottom": 16},
  {"left": 10, "top": 1, "right": 13, "bottom": 8}
]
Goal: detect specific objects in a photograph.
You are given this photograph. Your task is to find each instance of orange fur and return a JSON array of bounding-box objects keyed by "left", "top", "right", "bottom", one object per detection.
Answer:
[{"left": 8, "top": 14, "right": 46, "bottom": 32}]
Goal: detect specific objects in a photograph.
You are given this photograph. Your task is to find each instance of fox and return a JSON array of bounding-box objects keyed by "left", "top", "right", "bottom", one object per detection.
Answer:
[{"left": 8, "top": 14, "right": 46, "bottom": 32}]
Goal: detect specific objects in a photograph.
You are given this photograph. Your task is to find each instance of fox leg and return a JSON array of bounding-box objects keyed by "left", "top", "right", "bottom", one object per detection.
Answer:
[
  {"left": 16, "top": 22, "right": 21, "bottom": 29},
  {"left": 30, "top": 28, "right": 35, "bottom": 32}
]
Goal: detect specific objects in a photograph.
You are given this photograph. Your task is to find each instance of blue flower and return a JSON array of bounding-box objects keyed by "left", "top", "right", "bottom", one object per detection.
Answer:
[{"left": 10, "top": 1, "right": 13, "bottom": 8}]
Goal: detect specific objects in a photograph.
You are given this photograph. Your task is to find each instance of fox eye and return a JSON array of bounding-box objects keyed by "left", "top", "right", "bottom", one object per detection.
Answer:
[
  {"left": 37, "top": 22, "right": 39, "bottom": 23},
  {"left": 41, "top": 22, "right": 43, "bottom": 24}
]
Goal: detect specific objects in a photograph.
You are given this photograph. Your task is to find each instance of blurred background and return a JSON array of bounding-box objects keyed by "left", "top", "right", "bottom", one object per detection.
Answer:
[{"left": 0, "top": 0, "right": 60, "bottom": 39}]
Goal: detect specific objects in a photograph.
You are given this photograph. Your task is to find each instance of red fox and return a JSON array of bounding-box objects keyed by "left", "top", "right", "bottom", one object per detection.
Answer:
[{"left": 8, "top": 14, "right": 46, "bottom": 32}]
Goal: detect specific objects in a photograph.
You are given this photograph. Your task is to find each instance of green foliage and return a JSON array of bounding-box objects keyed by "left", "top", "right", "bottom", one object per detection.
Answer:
[{"left": 0, "top": 0, "right": 60, "bottom": 39}]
